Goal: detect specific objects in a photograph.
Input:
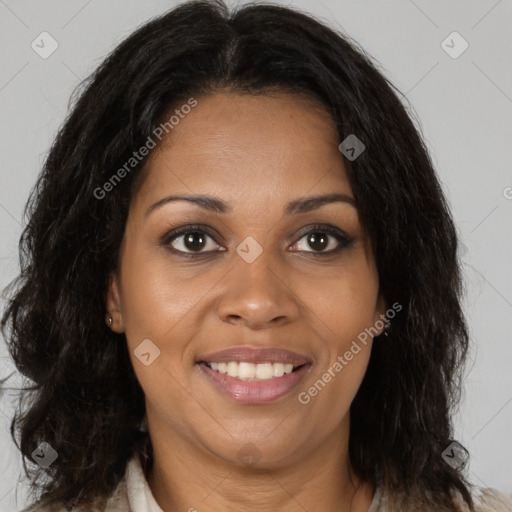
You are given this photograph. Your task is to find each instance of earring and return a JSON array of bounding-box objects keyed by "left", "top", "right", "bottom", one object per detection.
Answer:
[
  {"left": 106, "top": 314, "right": 113, "bottom": 328},
  {"left": 383, "top": 319, "right": 391, "bottom": 336}
]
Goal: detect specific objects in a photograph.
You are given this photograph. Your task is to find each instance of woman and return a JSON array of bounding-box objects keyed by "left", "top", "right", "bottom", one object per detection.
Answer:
[{"left": 1, "top": 1, "right": 511, "bottom": 511}]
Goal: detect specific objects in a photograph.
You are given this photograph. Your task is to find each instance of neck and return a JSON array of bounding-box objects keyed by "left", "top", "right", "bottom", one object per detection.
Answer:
[{"left": 144, "top": 421, "right": 375, "bottom": 512}]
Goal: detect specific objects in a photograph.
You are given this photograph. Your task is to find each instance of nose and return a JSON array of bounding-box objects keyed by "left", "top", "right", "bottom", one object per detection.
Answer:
[{"left": 215, "top": 250, "right": 300, "bottom": 330}]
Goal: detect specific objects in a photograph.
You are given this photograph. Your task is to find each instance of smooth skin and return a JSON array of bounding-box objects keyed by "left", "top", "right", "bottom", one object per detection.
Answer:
[{"left": 106, "top": 91, "right": 387, "bottom": 512}]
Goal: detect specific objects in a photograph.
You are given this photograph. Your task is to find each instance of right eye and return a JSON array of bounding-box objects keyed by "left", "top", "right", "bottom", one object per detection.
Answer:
[{"left": 162, "top": 225, "right": 225, "bottom": 257}]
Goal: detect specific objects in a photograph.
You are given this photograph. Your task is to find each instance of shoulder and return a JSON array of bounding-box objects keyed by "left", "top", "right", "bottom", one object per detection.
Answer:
[
  {"left": 373, "top": 484, "right": 512, "bottom": 512},
  {"left": 17, "top": 452, "right": 154, "bottom": 512}
]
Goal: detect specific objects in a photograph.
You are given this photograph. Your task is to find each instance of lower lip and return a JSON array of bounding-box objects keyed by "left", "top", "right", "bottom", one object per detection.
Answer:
[{"left": 197, "top": 363, "right": 311, "bottom": 404}]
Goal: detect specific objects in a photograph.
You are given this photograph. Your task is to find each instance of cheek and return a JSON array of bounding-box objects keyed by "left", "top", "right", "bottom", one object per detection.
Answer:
[
  {"left": 119, "top": 245, "right": 195, "bottom": 423},
  {"left": 119, "top": 241, "right": 204, "bottom": 346},
  {"left": 302, "top": 258, "right": 380, "bottom": 348},
  {"left": 295, "top": 334, "right": 373, "bottom": 443},
  {"left": 295, "top": 260, "right": 378, "bottom": 422},
  {"left": 118, "top": 240, "right": 224, "bottom": 406},
  {"left": 298, "top": 325, "right": 373, "bottom": 436}
]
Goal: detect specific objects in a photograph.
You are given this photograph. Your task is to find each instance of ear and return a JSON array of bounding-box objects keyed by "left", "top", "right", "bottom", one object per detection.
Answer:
[{"left": 105, "top": 271, "right": 125, "bottom": 333}]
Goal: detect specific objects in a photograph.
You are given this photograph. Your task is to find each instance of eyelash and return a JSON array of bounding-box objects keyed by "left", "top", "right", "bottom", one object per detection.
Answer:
[{"left": 160, "top": 223, "right": 354, "bottom": 259}]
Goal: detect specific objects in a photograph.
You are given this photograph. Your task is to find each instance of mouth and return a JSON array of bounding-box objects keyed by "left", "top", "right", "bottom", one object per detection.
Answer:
[{"left": 195, "top": 346, "right": 312, "bottom": 404}]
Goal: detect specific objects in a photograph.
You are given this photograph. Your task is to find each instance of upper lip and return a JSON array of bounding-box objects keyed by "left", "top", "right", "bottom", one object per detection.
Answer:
[{"left": 198, "top": 346, "right": 311, "bottom": 366}]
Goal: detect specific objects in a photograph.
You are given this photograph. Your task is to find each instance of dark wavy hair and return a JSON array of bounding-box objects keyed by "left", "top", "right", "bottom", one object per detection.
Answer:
[{"left": 1, "top": 0, "right": 474, "bottom": 510}]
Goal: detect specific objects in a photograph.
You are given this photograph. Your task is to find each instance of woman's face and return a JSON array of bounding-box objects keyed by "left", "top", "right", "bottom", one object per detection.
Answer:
[{"left": 107, "top": 91, "right": 386, "bottom": 468}]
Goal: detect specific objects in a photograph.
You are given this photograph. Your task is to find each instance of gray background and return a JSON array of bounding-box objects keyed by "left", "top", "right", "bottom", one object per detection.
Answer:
[{"left": 1, "top": 0, "right": 511, "bottom": 510}]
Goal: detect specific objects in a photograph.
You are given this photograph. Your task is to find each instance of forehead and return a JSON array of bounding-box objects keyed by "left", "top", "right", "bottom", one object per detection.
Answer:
[{"left": 133, "top": 91, "right": 352, "bottom": 212}]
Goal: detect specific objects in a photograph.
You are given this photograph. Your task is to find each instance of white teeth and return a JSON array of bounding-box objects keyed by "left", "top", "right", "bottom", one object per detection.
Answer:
[
  {"left": 227, "top": 361, "right": 238, "bottom": 377},
  {"left": 255, "top": 362, "right": 273, "bottom": 380},
  {"left": 273, "top": 362, "right": 285, "bottom": 377},
  {"left": 238, "top": 362, "right": 255, "bottom": 379},
  {"left": 205, "top": 361, "right": 300, "bottom": 380}
]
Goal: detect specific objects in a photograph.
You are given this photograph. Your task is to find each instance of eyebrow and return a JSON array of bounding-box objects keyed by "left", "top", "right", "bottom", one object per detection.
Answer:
[{"left": 144, "top": 192, "right": 356, "bottom": 218}]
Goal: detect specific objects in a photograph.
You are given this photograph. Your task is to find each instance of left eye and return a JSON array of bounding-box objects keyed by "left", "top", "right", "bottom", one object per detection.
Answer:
[{"left": 292, "top": 230, "right": 346, "bottom": 253}]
